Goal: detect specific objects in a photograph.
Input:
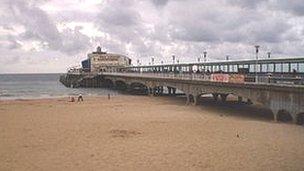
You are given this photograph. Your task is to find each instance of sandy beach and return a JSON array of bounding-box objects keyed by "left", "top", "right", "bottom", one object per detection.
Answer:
[{"left": 0, "top": 95, "right": 304, "bottom": 171}]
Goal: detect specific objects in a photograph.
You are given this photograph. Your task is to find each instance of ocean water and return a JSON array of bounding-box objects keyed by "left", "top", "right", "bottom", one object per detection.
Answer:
[{"left": 0, "top": 73, "right": 119, "bottom": 100}]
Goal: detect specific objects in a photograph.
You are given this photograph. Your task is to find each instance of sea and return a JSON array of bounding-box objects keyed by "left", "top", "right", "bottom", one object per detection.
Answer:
[{"left": 0, "top": 73, "right": 119, "bottom": 100}]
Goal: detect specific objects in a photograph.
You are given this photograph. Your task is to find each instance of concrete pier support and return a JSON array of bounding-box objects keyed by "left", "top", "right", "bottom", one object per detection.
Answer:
[
  {"left": 212, "top": 93, "right": 219, "bottom": 101},
  {"left": 274, "top": 113, "right": 278, "bottom": 122},
  {"left": 185, "top": 94, "right": 198, "bottom": 105},
  {"left": 160, "top": 86, "right": 164, "bottom": 95},
  {"left": 238, "top": 96, "right": 243, "bottom": 103},
  {"left": 148, "top": 88, "right": 153, "bottom": 96},
  {"left": 152, "top": 88, "right": 157, "bottom": 96},
  {"left": 186, "top": 94, "right": 190, "bottom": 105},
  {"left": 247, "top": 99, "right": 253, "bottom": 105},
  {"left": 192, "top": 95, "right": 198, "bottom": 106},
  {"left": 172, "top": 88, "right": 176, "bottom": 96},
  {"left": 220, "top": 94, "right": 228, "bottom": 102},
  {"left": 168, "top": 87, "right": 172, "bottom": 95}
]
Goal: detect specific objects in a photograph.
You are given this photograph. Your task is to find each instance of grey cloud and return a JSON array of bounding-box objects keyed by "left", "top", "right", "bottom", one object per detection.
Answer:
[
  {"left": 98, "top": 0, "right": 140, "bottom": 27},
  {"left": 0, "top": 35, "right": 21, "bottom": 49},
  {"left": 0, "top": 0, "right": 91, "bottom": 55},
  {"left": 151, "top": 0, "right": 169, "bottom": 7},
  {"left": 274, "top": 0, "right": 304, "bottom": 16},
  {"left": 1, "top": 0, "right": 304, "bottom": 73},
  {"left": 59, "top": 26, "right": 91, "bottom": 55},
  {"left": 8, "top": 0, "right": 62, "bottom": 49},
  {"left": 228, "top": 0, "right": 269, "bottom": 8}
]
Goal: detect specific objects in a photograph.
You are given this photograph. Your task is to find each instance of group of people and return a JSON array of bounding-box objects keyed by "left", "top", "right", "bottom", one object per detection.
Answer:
[{"left": 69, "top": 94, "right": 83, "bottom": 102}]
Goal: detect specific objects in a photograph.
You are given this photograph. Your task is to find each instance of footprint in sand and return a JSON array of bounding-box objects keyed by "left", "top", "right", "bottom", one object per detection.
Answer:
[{"left": 110, "top": 129, "right": 142, "bottom": 138}]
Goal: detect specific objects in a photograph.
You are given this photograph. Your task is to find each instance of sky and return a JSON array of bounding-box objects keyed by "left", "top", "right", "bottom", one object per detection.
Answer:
[{"left": 0, "top": 0, "right": 304, "bottom": 73}]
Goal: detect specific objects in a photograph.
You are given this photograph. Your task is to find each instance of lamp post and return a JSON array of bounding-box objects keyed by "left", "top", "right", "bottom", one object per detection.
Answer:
[
  {"left": 267, "top": 52, "right": 271, "bottom": 59},
  {"left": 151, "top": 57, "right": 154, "bottom": 65},
  {"left": 226, "top": 55, "right": 229, "bottom": 61},
  {"left": 255, "top": 45, "right": 260, "bottom": 83},
  {"left": 267, "top": 52, "right": 271, "bottom": 73},
  {"left": 203, "top": 51, "right": 207, "bottom": 62},
  {"left": 137, "top": 59, "right": 140, "bottom": 66},
  {"left": 172, "top": 55, "right": 175, "bottom": 64},
  {"left": 198, "top": 56, "right": 201, "bottom": 63}
]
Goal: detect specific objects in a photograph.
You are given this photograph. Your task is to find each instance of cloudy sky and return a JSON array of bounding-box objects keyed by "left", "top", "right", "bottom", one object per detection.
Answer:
[{"left": 1, "top": 0, "right": 304, "bottom": 73}]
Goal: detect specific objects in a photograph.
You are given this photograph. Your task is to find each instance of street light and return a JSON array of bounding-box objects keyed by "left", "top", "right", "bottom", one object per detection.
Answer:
[
  {"left": 203, "top": 51, "right": 207, "bottom": 62},
  {"left": 137, "top": 59, "right": 140, "bottom": 66},
  {"left": 267, "top": 52, "right": 271, "bottom": 59},
  {"left": 226, "top": 55, "right": 229, "bottom": 61},
  {"left": 172, "top": 55, "right": 175, "bottom": 64},
  {"left": 267, "top": 52, "right": 271, "bottom": 73},
  {"left": 255, "top": 45, "right": 260, "bottom": 83},
  {"left": 151, "top": 57, "right": 154, "bottom": 65}
]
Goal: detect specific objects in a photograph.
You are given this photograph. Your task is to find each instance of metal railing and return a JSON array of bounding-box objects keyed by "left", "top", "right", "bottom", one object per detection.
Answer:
[{"left": 100, "top": 71, "right": 304, "bottom": 85}]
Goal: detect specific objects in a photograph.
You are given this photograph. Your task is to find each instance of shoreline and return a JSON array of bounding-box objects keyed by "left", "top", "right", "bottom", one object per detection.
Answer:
[{"left": 0, "top": 93, "right": 123, "bottom": 101}]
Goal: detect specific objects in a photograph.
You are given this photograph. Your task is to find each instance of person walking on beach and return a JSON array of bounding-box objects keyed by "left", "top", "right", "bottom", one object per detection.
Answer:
[
  {"left": 78, "top": 94, "right": 83, "bottom": 102},
  {"left": 69, "top": 96, "right": 75, "bottom": 102}
]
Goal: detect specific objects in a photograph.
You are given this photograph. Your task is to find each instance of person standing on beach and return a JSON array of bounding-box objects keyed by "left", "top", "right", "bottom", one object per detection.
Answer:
[
  {"left": 78, "top": 94, "right": 83, "bottom": 102},
  {"left": 69, "top": 96, "right": 75, "bottom": 102}
]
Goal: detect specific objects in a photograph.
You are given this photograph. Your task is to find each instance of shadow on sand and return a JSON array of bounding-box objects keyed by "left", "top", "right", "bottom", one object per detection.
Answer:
[{"left": 159, "top": 95, "right": 275, "bottom": 123}]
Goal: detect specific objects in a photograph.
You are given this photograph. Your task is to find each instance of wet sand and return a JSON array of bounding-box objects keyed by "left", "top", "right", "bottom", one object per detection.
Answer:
[{"left": 0, "top": 95, "right": 304, "bottom": 171}]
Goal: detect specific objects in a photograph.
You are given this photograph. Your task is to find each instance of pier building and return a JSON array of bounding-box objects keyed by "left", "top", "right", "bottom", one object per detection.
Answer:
[{"left": 80, "top": 46, "right": 132, "bottom": 72}]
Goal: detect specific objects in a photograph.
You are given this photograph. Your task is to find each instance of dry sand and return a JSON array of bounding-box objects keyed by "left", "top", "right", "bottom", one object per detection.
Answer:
[{"left": 0, "top": 95, "right": 304, "bottom": 171}]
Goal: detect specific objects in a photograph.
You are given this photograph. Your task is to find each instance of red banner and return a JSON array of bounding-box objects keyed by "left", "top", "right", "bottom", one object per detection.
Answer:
[
  {"left": 211, "top": 74, "right": 229, "bottom": 83},
  {"left": 229, "top": 74, "right": 245, "bottom": 84},
  {"left": 211, "top": 74, "right": 245, "bottom": 83}
]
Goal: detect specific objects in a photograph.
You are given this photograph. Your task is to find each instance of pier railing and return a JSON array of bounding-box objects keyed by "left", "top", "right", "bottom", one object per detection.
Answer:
[{"left": 99, "top": 71, "right": 304, "bottom": 85}]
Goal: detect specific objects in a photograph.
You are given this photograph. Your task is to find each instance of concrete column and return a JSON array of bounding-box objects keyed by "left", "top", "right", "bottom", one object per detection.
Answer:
[
  {"left": 186, "top": 94, "right": 190, "bottom": 105},
  {"left": 212, "top": 93, "right": 219, "bottom": 101},
  {"left": 148, "top": 88, "right": 153, "bottom": 96},
  {"left": 291, "top": 114, "right": 297, "bottom": 124},
  {"left": 273, "top": 114, "right": 278, "bottom": 122},
  {"left": 152, "top": 88, "right": 157, "bottom": 96},
  {"left": 168, "top": 87, "right": 172, "bottom": 95},
  {"left": 160, "top": 86, "right": 164, "bottom": 95},
  {"left": 192, "top": 95, "right": 198, "bottom": 106},
  {"left": 237, "top": 96, "right": 243, "bottom": 103},
  {"left": 220, "top": 94, "right": 228, "bottom": 102},
  {"left": 247, "top": 99, "right": 253, "bottom": 105},
  {"left": 172, "top": 88, "right": 176, "bottom": 96}
]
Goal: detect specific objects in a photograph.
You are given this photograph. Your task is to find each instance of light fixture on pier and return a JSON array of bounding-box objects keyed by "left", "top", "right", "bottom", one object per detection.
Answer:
[
  {"left": 255, "top": 45, "right": 260, "bottom": 83},
  {"left": 172, "top": 55, "right": 175, "bottom": 64},
  {"left": 203, "top": 51, "right": 207, "bottom": 62},
  {"left": 267, "top": 52, "right": 271, "bottom": 59}
]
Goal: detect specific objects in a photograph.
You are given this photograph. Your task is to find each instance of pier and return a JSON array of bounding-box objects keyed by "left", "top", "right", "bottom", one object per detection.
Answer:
[{"left": 60, "top": 57, "right": 304, "bottom": 125}]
